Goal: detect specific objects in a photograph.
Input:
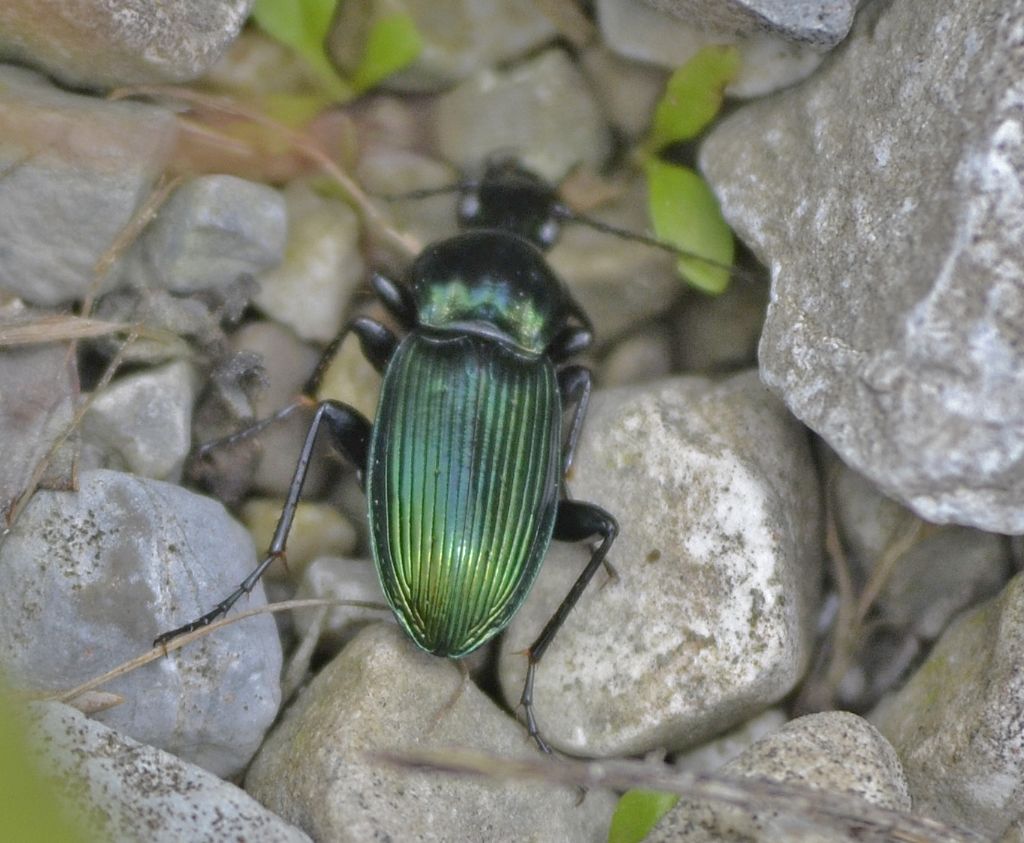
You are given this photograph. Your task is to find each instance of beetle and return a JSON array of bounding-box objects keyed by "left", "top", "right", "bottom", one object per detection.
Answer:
[{"left": 157, "top": 159, "right": 618, "bottom": 752}]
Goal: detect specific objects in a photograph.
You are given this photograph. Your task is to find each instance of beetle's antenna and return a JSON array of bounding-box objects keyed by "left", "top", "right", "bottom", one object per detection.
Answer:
[
  {"left": 374, "top": 181, "right": 475, "bottom": 202},
  {"left": 553, "top": 203, "right": 765, "bottom": 285}
]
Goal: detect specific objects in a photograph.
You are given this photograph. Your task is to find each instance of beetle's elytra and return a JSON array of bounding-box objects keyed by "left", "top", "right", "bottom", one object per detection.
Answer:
[{"left": 158, "top": 160, "right": 619, "bottom": 752}]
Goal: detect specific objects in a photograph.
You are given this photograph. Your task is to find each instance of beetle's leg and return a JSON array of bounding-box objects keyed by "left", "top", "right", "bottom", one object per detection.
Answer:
[
  {"left": 155, "top": 400, "right": 371, "bottom": 646},
  {"left": 194, "top": 318, "right": 396, "bottom": 459},
  {"left": 370, "top": 271, "right": 417, "bottom": 328},
  {"left": 303, "top": 315, "right": 399, "bottom": 393},
  {"left": 557, "top": 365, "right": 592, "bottom": 478},
  {"left": 520, "top": 499, "right": 618, "bottom": 753}
]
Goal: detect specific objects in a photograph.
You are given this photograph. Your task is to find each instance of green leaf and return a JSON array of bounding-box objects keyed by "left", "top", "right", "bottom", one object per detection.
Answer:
[
  {"left": 351, "top": 13, "right": 423, "bottom": 93},
  {"left": 645, "top": 157, "right": 734, "bottom": 294},
  {"left": 0, "top": 688, "right": 95, "bottom": 842},
  {"left": 252, "top": 0, "right": 350, "bottom": 98},
  {"left": 648, "top": 46, "right": 740, "bottom": 150},
  {"left": 607, "top": 789, "right": 680, "bottom": 843}
]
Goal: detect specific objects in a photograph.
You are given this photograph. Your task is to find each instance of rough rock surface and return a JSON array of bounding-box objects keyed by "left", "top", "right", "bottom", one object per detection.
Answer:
[
  {"left": 245, "top": 623, "right": 615, "bottom": 842},
  {"left": 499, "top": 371, "right": 822, "bottom": 756},
  {"left": 0, "top": 469, "right": 281, "bottom": 779},
  {"left": 701, "top": 0, "right": 1024, "bottom": 533},
  {"left": 0, "top": 0, "right": 253, "bottom": 90}
]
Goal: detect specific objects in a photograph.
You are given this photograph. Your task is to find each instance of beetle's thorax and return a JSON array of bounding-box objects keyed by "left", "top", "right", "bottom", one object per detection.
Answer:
[{"left": 409, "top": 230, "right": 572, "bottom": 355}]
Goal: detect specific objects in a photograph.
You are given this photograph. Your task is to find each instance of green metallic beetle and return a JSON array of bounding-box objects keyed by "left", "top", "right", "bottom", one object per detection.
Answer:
[{"left": 158, "top": 160, "right": 618, "bottom": 751}]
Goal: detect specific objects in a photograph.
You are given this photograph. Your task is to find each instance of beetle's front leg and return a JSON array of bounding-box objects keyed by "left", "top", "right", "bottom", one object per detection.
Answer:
[
  {"left": 155, "top": 400, "right": 372, "bottom": 646},
  {"left": 520, "top": 499, "right": 618, "bottom": 753}
]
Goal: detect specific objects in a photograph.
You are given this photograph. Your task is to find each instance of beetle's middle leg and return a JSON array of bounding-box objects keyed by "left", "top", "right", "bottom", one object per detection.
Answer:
[
  {"left": 519, "top": 499, "right": 618, "bottom": 753},
  {"left": 194, "top": 317, "right": 397, "bottom": 459},
  {"left": 155, "top": 400, "right": 372, "bottom": 646}
]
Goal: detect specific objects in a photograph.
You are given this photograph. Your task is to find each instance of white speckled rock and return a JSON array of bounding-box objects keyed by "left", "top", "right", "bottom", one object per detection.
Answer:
[
  {"left": 649, "top": 711, "right": 910, "bottom": 841},
  {"left": 0, "top": 0, "right": 253, "bottom": 90},
  {"left": 640, "top": 0, "right": 856, "bottom": 47},
  {"left": 499, "top": 370, "right": 822, "bottom": 756},
  {"left": 0, "top": 469, "right": 281, "bottom": 779},
  {"left": 28, "top": 702, "right": 310, "bottom": 843},
  {"left": 701, "top": 0, "right": 1024, "bottom": 533},
  {"left": 0, "top": 65, "right": 177, "bottom": 306},
  {"left": 870, "top": 572, "right": 1024, "bottom": 839},
  {"left": 245, "top": 623, "right": 615, "bottom": 842}
]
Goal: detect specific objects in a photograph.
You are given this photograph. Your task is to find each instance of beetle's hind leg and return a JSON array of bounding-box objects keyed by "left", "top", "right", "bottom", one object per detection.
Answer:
[
  {"left": 155, "top": 400, "right": 372, "bottom": 646},
  {"left": 519, "top": 499, "right": 618, "bottom": 753}
]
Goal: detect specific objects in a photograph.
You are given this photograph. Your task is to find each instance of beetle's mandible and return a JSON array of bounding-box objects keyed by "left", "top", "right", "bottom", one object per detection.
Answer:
[{"left": 157, "top": 159, "right": 619, "bottom": 752}]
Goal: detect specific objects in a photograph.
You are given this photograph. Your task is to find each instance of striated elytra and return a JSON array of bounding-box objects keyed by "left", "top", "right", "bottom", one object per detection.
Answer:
[{"left": 158, "top": 160, "right": 619, "bottom": 752}]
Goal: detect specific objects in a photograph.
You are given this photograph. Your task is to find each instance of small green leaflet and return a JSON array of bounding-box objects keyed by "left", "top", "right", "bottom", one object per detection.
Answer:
[
  {"left": 252, "top": 0, "right": 350, "bottom": 98},
  {"left": 649, "top": 46, "right": 740, "bottom": 149},
  {"left": 646, "top": 158, "right": 734, "bottom": 294},
  {"left": 607, "top": 789, "right": 680, "bottom": 843},
  {"left": 351, "top": 14, "right": 423, "bottom": 93},
  {"left": 643, "top": 46, "right": 740, "bottom": 294},
  {"left": 252, "top": 0, "right": 422, "bottom": 97}
]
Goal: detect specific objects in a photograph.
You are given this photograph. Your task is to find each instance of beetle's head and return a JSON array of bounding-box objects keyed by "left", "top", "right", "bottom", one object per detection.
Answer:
[
  {"left": 456, "top": 158, "right": 563, "bottom": 251},
  {"left": 408, "top": 230, "right": 590, "bottom": 357}
]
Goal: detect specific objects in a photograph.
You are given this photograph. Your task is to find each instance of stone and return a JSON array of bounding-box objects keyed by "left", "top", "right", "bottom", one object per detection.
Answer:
[
  {"left": 701, "top": 0, "right": 1024, "bottom": 533},
  {"left": 596, "top": 0, "right": 827, "bottom": 99},
  {"left": 0, "top": 65, "right": 178, "bottom": 306},
  {"left": 292, "top": 556, "right": 389, "bottom": 651},
  {"left": 245, "top": 623, "right": 615, "bottom": 842},
  {"left": 649, "top": 711, "right": 910, "bottom": 841},
  {"left": 0, "top": 327, "right": 78, "bottom": 523},
  {"left": 871, "top": 572, "right": 1024, "bottom": 839},
  {"left": 498, "top": 371, "right": 822, "bottom": 756},
  {"left": 122, "top": 175, "right": 287, "bottom": 295},
  {"left": 81, "top": 360, "right": 199, "bottom": 481},
  {"left": 674, "top": 277, "right": 769, "bottom": 373},
  {"left": 599, "top": 326, "right": 674, "bottom": 388},
  {"left": 672, "top": 707, "right": 787, "bottom": 773},
  {"left": 253, "top": 181, "right": 362, "bottom": 343},
  {"left": 0, "top": 0, "right": 252, "bottom": 90},
  {"left": 0, "top": 469, "right": 281, "bottom": 779},
  {"left": 579, "top": 46, "right": 668, "bottom": 139},
  {"left": 640, "top": 0, "right": 856, "bottom": 48},
  {"left": 434, "top": 49, "right": 611, "bottom": 183},
  {"left": 27, "top": 701, "right": 310, "bottom": 843},
  {"left": 328, "top": 0, "right": 556, "bottom": 93}
]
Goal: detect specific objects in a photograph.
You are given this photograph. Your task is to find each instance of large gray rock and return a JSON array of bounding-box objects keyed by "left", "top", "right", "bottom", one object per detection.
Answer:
[
  {"left": 499, "top": 371, "right": 822, "bottom": 756},
  {"left": 245, "top": 623, "right": 615, "bottom": 842},
  {"left": 701, "top": 0, "right": 1024, "bottom": 534},
  {"left": 27, "top": 702, "right": 311, "bottom": 843},
  {"left": 649, "top": 711, "right": 910, "bottom": 842},
  {"left": 0, "top": 65, "right": 178, "bottom": 306},
  {"left": 640, "top": 0, "right": 856, "bottom": 47},
  {"left": 871, "top": 572, "right": 1024, "bottom": 839},
  {"left": 0, "top": 469, "right": 281, "bottom": 779},
  {"left": 0, "top": 0, "right": 252, "bottom": 90}
]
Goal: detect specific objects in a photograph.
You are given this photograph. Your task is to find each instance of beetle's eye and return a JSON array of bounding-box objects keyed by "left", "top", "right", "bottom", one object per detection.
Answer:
[{"left": 458, "top": 192, "right": 481, "bottom": 224}]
